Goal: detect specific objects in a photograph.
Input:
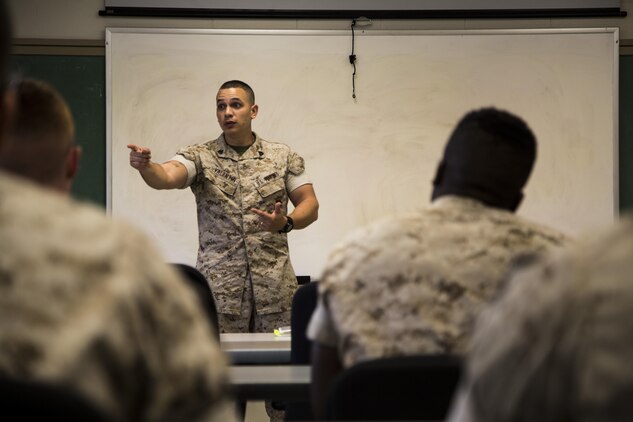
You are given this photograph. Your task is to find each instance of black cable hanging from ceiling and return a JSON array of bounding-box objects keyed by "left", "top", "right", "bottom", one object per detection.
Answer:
[{"left": 349, "top": 19, "right": 358, "bottom": 100}]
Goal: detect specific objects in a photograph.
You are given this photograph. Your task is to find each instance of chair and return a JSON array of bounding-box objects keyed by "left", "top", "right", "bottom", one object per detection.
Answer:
[
  {"left": 284, "top": 281, "right": 319, "bottom": 421},
  {"left": 290, "top": 281, "right": 319, "bottom": 365},
  {"left": 172, "top": 263, "right": 220, "bottom": 340},
  {"left": 296, "top": 275, "right": 311, "bottom": 285},
  {"left": 326, "top": 354, "right": 462, "bottom": 421},
  {"left": 0, "top": 375, "right": 116, "bottom": 421}
]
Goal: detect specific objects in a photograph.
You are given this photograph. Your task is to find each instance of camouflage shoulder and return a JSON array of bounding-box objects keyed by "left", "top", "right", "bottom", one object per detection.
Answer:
[{"left": 177, "top": 139, "right": 217, "bottom": 158}]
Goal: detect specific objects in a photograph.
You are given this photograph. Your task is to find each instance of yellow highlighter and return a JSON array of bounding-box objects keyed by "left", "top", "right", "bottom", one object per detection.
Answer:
[{"left": 274, "top": 326, "right": 291, "bottom": 336}]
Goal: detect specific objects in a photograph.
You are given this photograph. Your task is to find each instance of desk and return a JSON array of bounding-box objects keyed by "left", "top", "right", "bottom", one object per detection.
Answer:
[
  {"left": 221, "top": 333, "right": 291, "bottom": 364},
  {"left": 229, "top": 365, "right": 310, "bottom": 401}
]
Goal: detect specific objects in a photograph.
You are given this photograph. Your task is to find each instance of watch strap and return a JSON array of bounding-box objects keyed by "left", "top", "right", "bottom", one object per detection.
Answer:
[{"left": 278, "top": 216, "right": 294, "bottom": 233}]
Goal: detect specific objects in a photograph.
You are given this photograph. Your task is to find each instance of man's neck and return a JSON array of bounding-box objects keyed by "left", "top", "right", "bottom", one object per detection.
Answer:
[{"left": 224, "top": 131, "right": 255, "bottom": 147}]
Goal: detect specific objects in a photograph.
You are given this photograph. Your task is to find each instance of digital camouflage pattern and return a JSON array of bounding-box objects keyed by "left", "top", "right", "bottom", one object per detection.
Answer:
[
  {"left": 217, "top": 269, "right": 291, "bottom": 333},
  {"left": 450, "top": 216, "right": 633, "bottom": 422},
  {"left": 308, "top": 195, "right": 570, "bottom": 368},
  {"left": 178, "top": 133, "right": 304, "bottom": 320},
  {"left": 0, "top": 171, "right": 236, "bottom": 422}
]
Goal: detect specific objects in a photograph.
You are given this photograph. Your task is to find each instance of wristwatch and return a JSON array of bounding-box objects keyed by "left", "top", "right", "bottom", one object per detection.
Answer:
[{"left": 278, "top": 216, "right": 294, "bottom": 233}]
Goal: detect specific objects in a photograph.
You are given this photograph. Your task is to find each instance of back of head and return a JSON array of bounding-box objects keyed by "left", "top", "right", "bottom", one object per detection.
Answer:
[
  {"left": 0, "top": 78, "right": 76, "bottom": 191},
  {"left": 431, "top": 107, "right": 536, "bottom": 212}
]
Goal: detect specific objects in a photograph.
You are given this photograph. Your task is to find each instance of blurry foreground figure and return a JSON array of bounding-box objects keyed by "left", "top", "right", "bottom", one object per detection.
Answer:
[
  {"left": 0, "top": 2, "right": 237, "bottom": 421},
  {"left": 449, "top": 217, "right": 633, "bottom": 422}
]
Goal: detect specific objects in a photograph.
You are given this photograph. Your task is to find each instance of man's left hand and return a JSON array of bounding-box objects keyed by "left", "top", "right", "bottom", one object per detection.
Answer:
[{"left": 251, "top": 202, "right": 286, "bottom": 232}]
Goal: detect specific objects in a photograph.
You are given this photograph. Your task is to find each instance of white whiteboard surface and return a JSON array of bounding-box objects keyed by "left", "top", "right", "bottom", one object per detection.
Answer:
[{"left": 107, "top": 28, "right": 618, "bottom": 279}]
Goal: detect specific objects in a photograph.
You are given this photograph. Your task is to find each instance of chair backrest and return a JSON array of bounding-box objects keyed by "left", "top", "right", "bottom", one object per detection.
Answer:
[
  {"left": 0, "top": 375, "right": 116, "bottom": 421},
  {"left": 290, "top": 281, "right": 319, "bottom": 364},
  {"left": 172, "top": 263, "right": 220, "bottom": 340},
  {"left": 285, "top": 281, "right": 319, "bottom": 421},
  {"left": 326, "top": 354, "right": 462, "bottom": 421}
]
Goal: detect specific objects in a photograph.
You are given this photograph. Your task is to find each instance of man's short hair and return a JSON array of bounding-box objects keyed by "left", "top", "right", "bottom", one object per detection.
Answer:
[
  {"left": 11, "top": 79, "right": 75, "bottom": 143},
  {"left": 432, "top": 107, "right": 537, "bottom": 211},
  {"left": 219, "top": 80, "right": 255, "bottom": 104},
  {"left": 0, "top": 79, "right": 75, "bottom": 185}
]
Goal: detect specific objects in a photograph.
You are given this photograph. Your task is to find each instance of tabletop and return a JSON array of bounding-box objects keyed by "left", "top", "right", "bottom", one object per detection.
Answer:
[
  {"left": 220, "top": 332, "right": 291, "bottom": 364},
  {"left": 229, "top": 365, "right": 310, "bottom": 401}
]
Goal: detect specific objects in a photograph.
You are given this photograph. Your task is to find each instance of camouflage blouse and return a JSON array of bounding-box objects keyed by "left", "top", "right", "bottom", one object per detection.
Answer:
[
  {"left": 177, "top": 133, "right": 309, "bottom": 316},
  {"left": 308, "top": 195, "right": 570, "bottom": 368}
]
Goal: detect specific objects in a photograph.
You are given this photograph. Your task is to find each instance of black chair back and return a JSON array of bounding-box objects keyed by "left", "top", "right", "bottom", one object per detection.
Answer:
[
  {"left": 172, "top": 263, "right": 220, "bottom": 340},
  {"left": 0, "top": 375, "right": 116, "bottom": 421},
  {"left": 285, "top": 281, "right": 319, "bottom": 421},
  {"left": 290, "top": 281, "right": 319, "bottom": 364},
  {"left": 326, "top": 354, "right": 462, "bottom": 421}
]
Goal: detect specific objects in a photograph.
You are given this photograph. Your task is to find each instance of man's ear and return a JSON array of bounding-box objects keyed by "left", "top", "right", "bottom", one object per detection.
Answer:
[
  {"left": 250, "top": 104, "right": 259, "bottom": 120},
  {"left": 65, "top": 145, "right": 81, "bottom": 179}
]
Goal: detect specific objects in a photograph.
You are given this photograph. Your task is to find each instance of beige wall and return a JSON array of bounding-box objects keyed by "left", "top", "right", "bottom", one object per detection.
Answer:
[{"left": 7, "top": 0, "right": 633, "bottom": 42}]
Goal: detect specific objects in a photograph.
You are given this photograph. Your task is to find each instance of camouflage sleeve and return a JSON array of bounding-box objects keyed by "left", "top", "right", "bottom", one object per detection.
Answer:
[
  {"left": 286, "top": 150, "right": 311, "bottom": 192},
  {"left": 125, "top": 237, "right": 237, "bottom": 421},
  {"left": 287, "top": 150, "right": 305, "bottom": 176},
  {"left": 460, "top": 253, "right": 570, "bottom": 422},
  {"left": 446, "top": 387, "right": 482, "bottom": 422},
  {"left": 169, "top": 155, "right": 197, "bottom": 188},
  {"left": 306, "top": 295, "right": 339, "bottom": 347},
  {"left": 176, "top": 145, "right": 202, "bottom": 185}
]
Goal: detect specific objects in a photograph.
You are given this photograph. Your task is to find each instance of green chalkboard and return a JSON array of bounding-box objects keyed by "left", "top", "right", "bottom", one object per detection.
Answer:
[
  {"left": 10, "top": 54, "right": 106, "bottom": 207},
  {"left": 620, "top": 55, "right": 633, "bottom": 212}
]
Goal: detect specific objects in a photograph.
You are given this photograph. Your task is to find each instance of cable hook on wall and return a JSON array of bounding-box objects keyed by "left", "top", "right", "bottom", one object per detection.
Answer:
[{"left": 349, "top": 16, "right": 371, "bottom": 101}]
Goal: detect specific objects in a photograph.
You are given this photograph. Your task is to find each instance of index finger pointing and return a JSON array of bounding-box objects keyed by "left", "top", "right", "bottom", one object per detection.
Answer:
[{"left": 250, "top": 208, "right": 269, "bottom": 218}]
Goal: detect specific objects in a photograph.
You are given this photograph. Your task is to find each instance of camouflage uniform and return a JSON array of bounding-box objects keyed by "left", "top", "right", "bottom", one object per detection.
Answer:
[
  {"left": 307, "top": 195, "right": 570, "bottom": 368},
  {"left": 0, "top": 171, "right": 237, "bottom": 422},
  {"left": 449, "top": 216, "right": 633, "bottom": 422},
  {"left": 174, "top": 133, "right": 310, "bottom": 332},
  {"left": 215, "top": 269, "right": 291, "bottom": 333}
]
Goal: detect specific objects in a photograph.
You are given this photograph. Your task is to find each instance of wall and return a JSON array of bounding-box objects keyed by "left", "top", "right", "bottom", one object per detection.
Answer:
[
  {"left": 7, "top": 0, "right": 633, "bottom": 39},
  {"left": 6, "top": 0, "right": 633, "bottom": 216}
]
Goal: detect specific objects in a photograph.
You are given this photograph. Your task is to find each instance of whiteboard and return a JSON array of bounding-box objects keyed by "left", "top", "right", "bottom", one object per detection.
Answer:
[{"left": 106, "top": 28, "right": 618, "bottom": 279}]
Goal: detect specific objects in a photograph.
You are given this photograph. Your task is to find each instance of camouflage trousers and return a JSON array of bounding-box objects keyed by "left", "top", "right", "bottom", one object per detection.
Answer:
[
  {"left": 218, "top": 274, "right": 291, "bottom": 334},
  {"left": 219, "top": 276, "right": 290, "bottom": 422}
]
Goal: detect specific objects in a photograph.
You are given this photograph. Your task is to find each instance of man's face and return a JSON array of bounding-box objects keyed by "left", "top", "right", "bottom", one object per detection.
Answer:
[{"left": 216, "top": 87, "right": 258, "bottom": 135}]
